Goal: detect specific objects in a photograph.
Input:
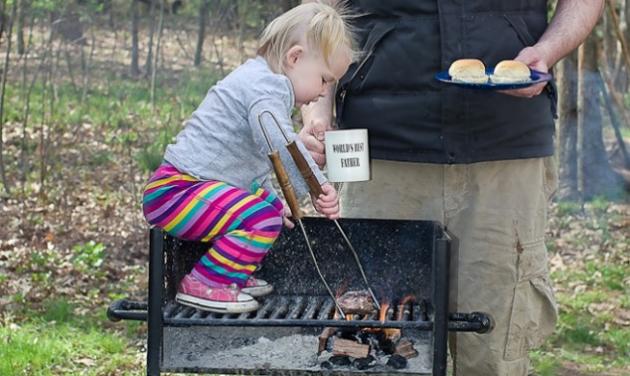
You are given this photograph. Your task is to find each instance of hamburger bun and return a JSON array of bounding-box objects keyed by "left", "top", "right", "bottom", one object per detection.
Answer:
[
  {"left": 448, "top": 59, "right": 488, "bottom": 84},
  {"left": 490, "top": 60, "right": 531, "bottom": 83}
]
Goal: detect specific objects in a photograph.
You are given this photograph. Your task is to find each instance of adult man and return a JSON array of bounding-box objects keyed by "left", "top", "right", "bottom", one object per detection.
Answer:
[{"left": 300, "top": 1, "right": 604, "bottom": 375}]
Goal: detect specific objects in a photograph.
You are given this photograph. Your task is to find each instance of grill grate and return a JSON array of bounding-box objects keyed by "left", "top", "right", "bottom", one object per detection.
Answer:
[{"left": 163, "top": 295, "right": 431, "bottom": 329}]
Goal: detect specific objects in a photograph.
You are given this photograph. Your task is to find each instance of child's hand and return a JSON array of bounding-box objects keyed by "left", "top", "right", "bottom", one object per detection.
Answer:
[
  {"left": 282, "top": 206, "right": 295, "bottom": 229},
  {"left": 314, "top": 183, "right": 340, "bottom": 220}
]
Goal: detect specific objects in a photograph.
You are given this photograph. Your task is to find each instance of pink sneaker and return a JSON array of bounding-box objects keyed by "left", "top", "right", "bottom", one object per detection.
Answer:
[
  {"left": 241, "top": 277, "right": 274, "bottom": 297},
  {"left": 176, "top": 274, "right": 259, "bottom": 313}
]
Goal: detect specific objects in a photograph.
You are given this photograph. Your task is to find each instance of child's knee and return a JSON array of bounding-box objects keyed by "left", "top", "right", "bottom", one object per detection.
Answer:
[{"left": 251, "top": 210, "right": 283, "bottom": 237}]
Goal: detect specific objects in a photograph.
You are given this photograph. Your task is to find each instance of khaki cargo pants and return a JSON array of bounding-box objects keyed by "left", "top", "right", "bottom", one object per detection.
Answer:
[{"left": 340, "top": 158, "right": 558, "bottom": 376}]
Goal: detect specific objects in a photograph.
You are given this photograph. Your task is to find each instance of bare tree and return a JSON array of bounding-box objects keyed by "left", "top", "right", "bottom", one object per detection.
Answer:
[
  {"left": 150, "top": 0, "right": 165, "bottom": 109},
  {"left": 0, "top": 0, "right": 6, "bottom": 44},
  {"left": 145, "top": 0, "right": 157, "bottom": 77},
  {"left": 577, "top": 33, "right": 621, "bottom": 199},
  {"left": 194, "top": 0, "right": 210, "bottom": 67},
  {"left": 236, "top": 0, "right": 247, "bottom": 63},
  {"left": 19, "top": 14, "right": 54, "bottom": 192},
  {"left": 0, "top": 0, "right": 15, "bottom": 194},
  {"left": 557, "top": 52, "right": 579, "bottom": 200},
  {"left": 130, "top": 0, "right": 141, "bottom": 76},
  {"left": 16, "top": 0, "right": 26, "bottom": 55},
  {"left": 80, "top": 27, "right": 95, "bottom": 104}
]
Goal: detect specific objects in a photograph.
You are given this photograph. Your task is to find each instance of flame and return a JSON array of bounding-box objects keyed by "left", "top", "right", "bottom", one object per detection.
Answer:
[
  {"left": 379, "top": 301, "right": 390, "bottom": 323},
  {"left": 396, "top": 294, "right": 417, "bottom": 321},
  {"left": 399, "top": 294, "right": 416, "bottom": 306}
]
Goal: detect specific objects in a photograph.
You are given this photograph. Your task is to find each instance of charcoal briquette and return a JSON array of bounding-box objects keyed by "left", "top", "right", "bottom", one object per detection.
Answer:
[
  {"left": 320, "top": 361, "right": 334, "bottom": 370},
  {"left": 329, "top": 355, "right": 351, "bottom": 366},
  {"left": 353, "top": 355, "right": 376, "bottom": 370},
  {"left": 387, "top": 354, "right": 408, "bottom": 369}
]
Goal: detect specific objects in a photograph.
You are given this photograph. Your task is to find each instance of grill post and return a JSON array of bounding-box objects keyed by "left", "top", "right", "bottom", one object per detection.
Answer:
[
  {"left": 147, "top": 228, "right": 165, "bottom": 376},
  {"left": 432, "top": 229, "right": 451, "bottom": 376}
]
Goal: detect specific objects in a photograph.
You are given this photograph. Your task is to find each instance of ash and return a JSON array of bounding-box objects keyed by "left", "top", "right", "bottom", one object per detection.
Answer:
[
  {"left": 211, "top": 334, "right": 321, "bottom": 369},
  {"left": 163, "top": 327, "right": 432, "bottom": 374}
]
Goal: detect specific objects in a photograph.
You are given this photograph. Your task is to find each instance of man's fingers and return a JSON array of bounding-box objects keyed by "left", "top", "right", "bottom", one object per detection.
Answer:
[
  {"left": 301, "top": 132, "right": 326, "bottom": 154},
  {"left": 501, "top": 82, "right": 546, "bottom": 98}
]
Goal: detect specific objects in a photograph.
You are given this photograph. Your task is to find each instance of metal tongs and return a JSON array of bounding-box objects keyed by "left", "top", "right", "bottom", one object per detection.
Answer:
[{"left": 257, "top": 111, "right": 381, "bottom": 317}]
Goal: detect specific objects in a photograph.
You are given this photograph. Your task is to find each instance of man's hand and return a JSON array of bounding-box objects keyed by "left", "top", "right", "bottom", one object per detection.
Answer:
[
  {"left": 300, "top": 84, "right": 335, "bottom": 168},
  {"left": 313, "top": 182, "right": 340, "bottom": 220},
  {"left": 501, "top": 45, "right": 550, "bottom": 98},
  {"left": 298, "top": 115, "right": 329, "bottom": 168}
]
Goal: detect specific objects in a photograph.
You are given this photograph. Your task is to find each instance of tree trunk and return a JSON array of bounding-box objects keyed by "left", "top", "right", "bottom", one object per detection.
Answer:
[
  {"left": 21, "top": 16, "right": 53, "bottom": 194},
  {"left": 80, "top": 28, "right": 95, "bottom": 104},
  {"left": 603, "top": 3, "right": 618, "bottom": 70},
  {"left": 16, "top": 0, "right": 26, "bottom": 55},
  {"left": 557, "top": 51, "right": 579, "bottom": 200},
  {"left": 150, "top": 0, "right": 165, "bottom": 109},
  {"left": 236, "top": 0, "right": 246, "bottom": 63},
  {"left": 0, "top": 0, "right": 6, "bottom": 45},
  {"left": 194, "top": 0, "right": 210, "bottom": 67},
  {"left": 130, "top": 0, "right": 141, "bottom": 76},
  {"left": 626, "top": 0, "right": 630, "bottom": 54},
  {"left": 145, "top": 0, "right": 157, "bottom": 77},
  {"left": 0, "top": 0, "right": 15, "bottom": 195},
  {"left": 577, "top": 33, "right": 621, "bottom": 199}
]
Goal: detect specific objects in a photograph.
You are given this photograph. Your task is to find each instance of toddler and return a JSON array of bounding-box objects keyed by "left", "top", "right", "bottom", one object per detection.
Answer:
[{"left": 142, "top": 2, "right": 356, "bottom": 313}]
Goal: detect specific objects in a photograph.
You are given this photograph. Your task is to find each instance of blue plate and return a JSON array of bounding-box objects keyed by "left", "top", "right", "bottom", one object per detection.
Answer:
[{"left": 434, "top": 68, "right": 553, "bottom": 90}]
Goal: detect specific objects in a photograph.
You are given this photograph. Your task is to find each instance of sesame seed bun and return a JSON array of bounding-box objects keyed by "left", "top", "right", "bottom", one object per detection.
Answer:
[
  {"left": 490, "top": 60, "right": 531, "bottom": 84},
  {"left": 448, "top": 59, "right": 488, "bottom": 84}
]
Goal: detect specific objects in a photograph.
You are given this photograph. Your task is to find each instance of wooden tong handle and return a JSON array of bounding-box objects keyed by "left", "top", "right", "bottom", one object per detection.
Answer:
[
  {"left": 286, "top": 141, "right": 324, "bottom": 197},
  {"left": 268, "top": 151, "right": 302, "bottom": 220}
]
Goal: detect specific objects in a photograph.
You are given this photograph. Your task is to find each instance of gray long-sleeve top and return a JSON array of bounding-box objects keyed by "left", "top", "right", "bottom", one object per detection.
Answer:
[{"left": 163, "top": 56, "right": 326, "bottom": 199}]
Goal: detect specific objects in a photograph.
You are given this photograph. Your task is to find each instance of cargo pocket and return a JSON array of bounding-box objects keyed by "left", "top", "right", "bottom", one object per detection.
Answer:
[{"left": 504, "top": 239, "right": 558, "bottom": 361}]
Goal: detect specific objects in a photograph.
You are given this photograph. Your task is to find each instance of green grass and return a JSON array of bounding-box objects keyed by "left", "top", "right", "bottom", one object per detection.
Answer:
[
  {"left": 0, "top": 299, "right": 139, "bottom": 376},
  {"left": 531, "top": 254, "right": 630, "bottom": 373}
]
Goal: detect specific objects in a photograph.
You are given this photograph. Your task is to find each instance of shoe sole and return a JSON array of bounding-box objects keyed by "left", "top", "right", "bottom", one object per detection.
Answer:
[
  {"left": 175, "top": 293, "right": 259, "bottom": 313},
  {"left": 241, "top": 284, "right": 274, "bottom": 298}
]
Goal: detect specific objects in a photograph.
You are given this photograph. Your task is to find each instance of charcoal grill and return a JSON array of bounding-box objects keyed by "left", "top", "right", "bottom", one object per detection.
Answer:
[{"left": 108, "top": 217, "right": 492, "bottom": 375}]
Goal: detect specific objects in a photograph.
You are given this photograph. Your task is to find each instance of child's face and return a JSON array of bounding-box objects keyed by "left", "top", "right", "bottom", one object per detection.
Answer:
[{"left": 284, "top": 45, "right": 351, "bottom": 107}]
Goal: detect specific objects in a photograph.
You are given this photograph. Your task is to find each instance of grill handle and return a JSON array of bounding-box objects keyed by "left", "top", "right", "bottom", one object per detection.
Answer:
[
  {"left": 448, "top": 312, "right": 494, "bottom": 333},
  {"left": 107, "top": 299, "right": 148, "bottom": 322}
]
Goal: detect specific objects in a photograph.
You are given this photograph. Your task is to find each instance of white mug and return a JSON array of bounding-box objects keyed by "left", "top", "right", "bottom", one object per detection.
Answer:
[{"left": 324, "top": 129, "right": 370, "bottom": 182}]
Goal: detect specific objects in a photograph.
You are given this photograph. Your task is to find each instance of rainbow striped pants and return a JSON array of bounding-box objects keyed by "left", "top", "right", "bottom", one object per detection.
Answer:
[{"left": 142, "top": 163, "right": 284, "bottom": 287}]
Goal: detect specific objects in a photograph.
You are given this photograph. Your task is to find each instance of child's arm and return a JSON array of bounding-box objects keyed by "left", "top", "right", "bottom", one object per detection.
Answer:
[{"left": 248, "top": 97, "right": 328, "bottom": 199}]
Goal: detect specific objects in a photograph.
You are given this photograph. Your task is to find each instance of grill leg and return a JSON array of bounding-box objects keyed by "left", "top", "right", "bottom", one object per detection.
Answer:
[
  {"left": 432, "top": 231, "right": 450, "bottom": 376},
  {"left": 147, "top": 228, "right": 165, "bottom": 376}
]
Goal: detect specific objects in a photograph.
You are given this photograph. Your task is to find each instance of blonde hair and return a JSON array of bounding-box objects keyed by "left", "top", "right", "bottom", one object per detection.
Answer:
[{"left": 257, "top": 2, "right": 358, "bottom": 73}]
